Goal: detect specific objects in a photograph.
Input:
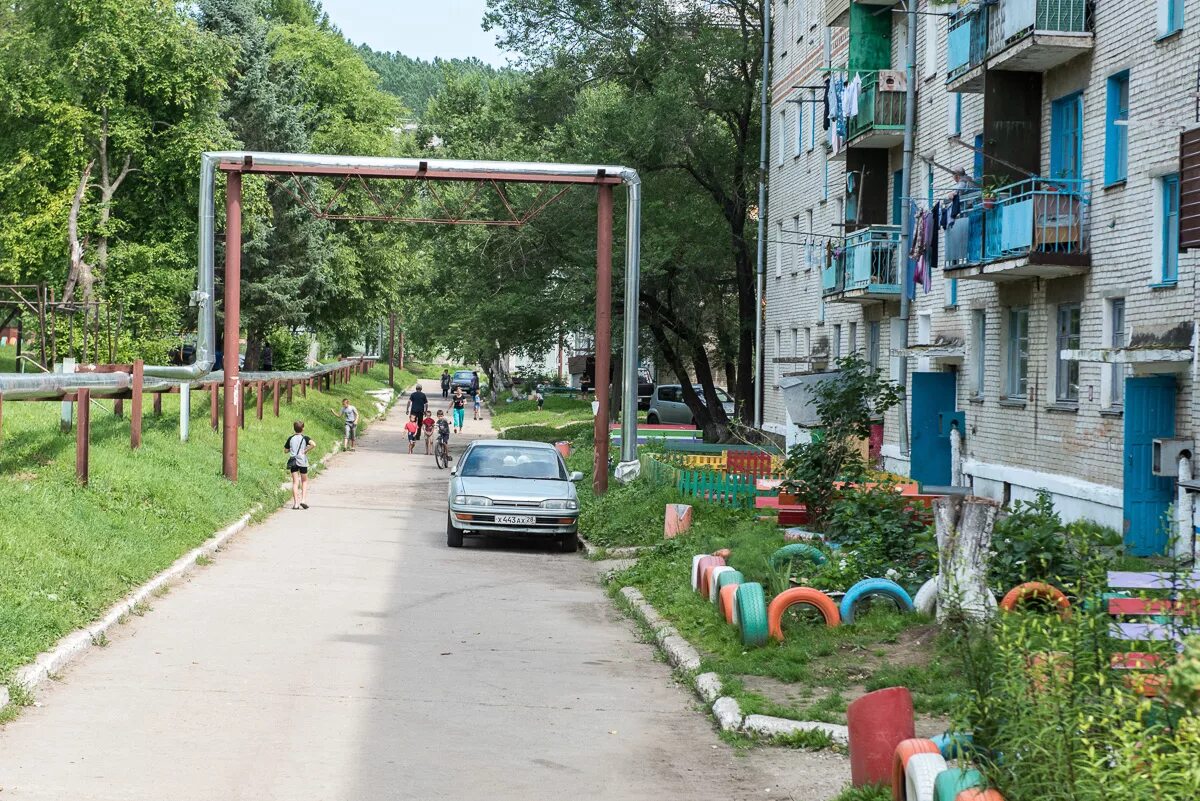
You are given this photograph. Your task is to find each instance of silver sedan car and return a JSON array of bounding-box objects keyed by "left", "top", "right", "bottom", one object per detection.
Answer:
[{"left": 446, "top": 440, "right": 583, "bottom": 552}]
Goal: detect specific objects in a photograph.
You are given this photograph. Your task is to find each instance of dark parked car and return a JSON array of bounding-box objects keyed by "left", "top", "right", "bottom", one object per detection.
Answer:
[{"left": 450, "top": 369, "right": 475, "bottom": 392}]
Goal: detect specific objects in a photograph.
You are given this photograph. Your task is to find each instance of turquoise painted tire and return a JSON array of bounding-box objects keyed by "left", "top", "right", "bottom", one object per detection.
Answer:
[
  {"left": 933, "top": 767, "right": 985, "bottom": 801},
  {"left": 716, "top": 569, "right": 745, "bottom": 589},
  {"left": 931, "top": 732, "right": 976, "bottom": 760},
  {"left": 839, "top": 577, "right": 915, "bottom": 624},
  {"left": 768, "top": 543, "right": 828, "bottom": 571},
  {"left": 735, "top": 582, "right": 769, "bottom": 647}
]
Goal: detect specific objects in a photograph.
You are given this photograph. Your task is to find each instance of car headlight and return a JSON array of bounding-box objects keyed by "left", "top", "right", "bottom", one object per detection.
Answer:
[
  {"left": 541, "top": 499, "right": 579, "bottom": 511},
  {"left": 454, "top": 495, "right": 493, "bottom": 506}
]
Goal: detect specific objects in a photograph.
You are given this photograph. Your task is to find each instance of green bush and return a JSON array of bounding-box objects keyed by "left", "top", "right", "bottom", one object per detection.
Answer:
[
  {"left": 497, "top": 422, "right": 592, "bottom": 443},
  {"left": 266, "top": 328, "right": 310, "bottom": 371},
  {"left": 822, "top": 484, "right": 935, "bottom": 591}
]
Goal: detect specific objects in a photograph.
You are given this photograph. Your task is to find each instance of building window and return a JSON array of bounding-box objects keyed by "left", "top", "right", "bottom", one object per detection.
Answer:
[
  {"left": 774, "top": 330, "right": 782, "bottom": 384},
  {"left": 1159, "top": 0, "right": 1185, "bottom": 37},
  {"left": 971, "top": 310, "right": 986, "bottom": 397},
  {"left": 775, "top": 221, "right": 784, "bottom": 278},
  {"left": 778, "top": 110, "right": 787, "bottom": 166},
  {"left": 1055, "top": 302, "right": 1081, "bottom": 403},
  {"left": 923, "top": 14, "right": 938, "bottom": 79},
  {"left": 805, "top": 209, "right": 815, "bottom": 267},
  {"left": 1006, "top": 307, "right": 1029, "bottom": 399},
  {"left": 792, "top": 215, "right": 801, "bottom": 271},
  {"left": 807, "top": 91, "right": 817, "bottom": 151},
  {"left": 805, "top": 327, "right": 812, "bottom": 355},
  {"left": 792, "top": 328, "right": 799, "bottom": 362},
  {"left": 832, "top": 324, "right": 842, "bottom": 360},
  {"left": 1050, "top": 92, "right": 1083, "bottom": 181},
  {"left": 1109, "top": 298, "right": 1126, "bottom": 408},
  {"left": 822, "top": 156, "right": 829, "bottom": 201},
  {"left": 794, "top": 102, "right": 804, "bottom": 157},
  {"left": 849, "top": 322, "right": 858, "bottom": 353},
  {"left": 1162, "top": 173, "right": 1181, "bottom": 283},
  {"left": 1105, "top": 72, "right": 1129, "bottom": 186},
  {"left": 948, "top": 94, "right": 961, "bottom": 137},
  {"left": 867, "top": 321, "right": 880, "bottom": 373}
]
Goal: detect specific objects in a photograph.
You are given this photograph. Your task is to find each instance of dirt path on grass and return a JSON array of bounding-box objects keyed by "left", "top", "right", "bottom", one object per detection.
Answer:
[{"left": 0, "top": 400, "right": 849, "bottom": 800}]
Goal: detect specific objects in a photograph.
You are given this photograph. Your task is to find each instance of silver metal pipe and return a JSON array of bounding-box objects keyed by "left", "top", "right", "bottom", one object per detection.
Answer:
[
  {"left": 619, "top": 176, "right": 642, "bottom": 467},
  {"left": 0, "top": 372, "right": 132, "bottom": 400},
  {"left": 753, "top": 0, "right": 771, "bottom": 430},
  {"left": 896, "top": 3, "right": 918, "bottom": 457}
]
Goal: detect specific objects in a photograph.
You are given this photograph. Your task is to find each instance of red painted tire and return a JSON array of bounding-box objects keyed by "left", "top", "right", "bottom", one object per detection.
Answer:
[
  {"left": 848, "top": 688, "right": 915, "bottom": 787},
  {"left": 891, "top": 739, "right": 942, "bottom": 801},
  {"left": 1000, "top": 581, "right": 1071, "bottom": 619},
  {"left": 767, "top": 587, "right": 841, "bottom": 641},
  {"left": 696, "top": 555, "right": 726, "bottom": 597},
  {"left": 719, "top": 583, "right": 740, "bottom": 624}
]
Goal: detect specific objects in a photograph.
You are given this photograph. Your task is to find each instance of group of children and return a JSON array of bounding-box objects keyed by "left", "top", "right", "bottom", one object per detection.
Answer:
[{"left": 404, "top": 408, "right": 452, "bottom": 455}]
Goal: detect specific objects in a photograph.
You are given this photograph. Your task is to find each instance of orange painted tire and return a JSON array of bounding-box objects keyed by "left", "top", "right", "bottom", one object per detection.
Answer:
[
  {"left": 696, "top": 555, "right": 726, "bottom": 597},
  {"left": 767, "top": 587, "right": 841, "bottom": 641},
  {"left": 720, "top": 583, "right": 740, "bottom": 624},
  {"left": 891, "top": 739, "right": 941, "bottom": 801},
  {"left": 712, "top": 548, "right": 732, "bottom": 559},
  {"left": 1000, "top": 581, "right": 1071, "bottom": 619},
  {"left": 954, "top": 791, "right": 1006, "bottom": 801}
]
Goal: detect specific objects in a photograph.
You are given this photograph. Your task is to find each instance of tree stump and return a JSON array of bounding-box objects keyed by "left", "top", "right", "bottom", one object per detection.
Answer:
[{"left": 934, "top": 495, "right": 1002, "bottom": 624}]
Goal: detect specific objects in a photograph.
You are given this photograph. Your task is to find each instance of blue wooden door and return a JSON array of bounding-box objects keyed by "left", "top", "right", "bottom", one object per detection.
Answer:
[
  {"left": 910, "top": 372, "right": 957, "bottom": 488},
  {"left": 1123, "top": 376, "right": 1177, "bottom": 556},
  {"left": 1050, "top": 93, "right": 1083, "bottom": 180}
]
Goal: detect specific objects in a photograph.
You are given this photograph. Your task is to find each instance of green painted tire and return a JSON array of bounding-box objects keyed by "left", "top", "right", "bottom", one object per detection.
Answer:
[
  {"left": 933, "top": 767, "right": 984, "bottom": 801},
  {"left": 716, "top": 569, "right": 745, "bottom": 590},
  {"left": 768, "top": 543, "right": 828, "bottom": 571},
  {"left": 735, "top": 582, "right": 769, "bottom": 647}
]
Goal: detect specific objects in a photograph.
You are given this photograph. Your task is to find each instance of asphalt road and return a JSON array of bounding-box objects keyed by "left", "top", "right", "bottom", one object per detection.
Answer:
[{"left": 0, "top": 402, "right": 848, "bottom": 800}]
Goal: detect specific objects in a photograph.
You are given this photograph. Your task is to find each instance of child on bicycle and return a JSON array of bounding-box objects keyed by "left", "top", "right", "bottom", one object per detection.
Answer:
[{"left": 436, "top": 410, "right": 450, "bottom": 445}]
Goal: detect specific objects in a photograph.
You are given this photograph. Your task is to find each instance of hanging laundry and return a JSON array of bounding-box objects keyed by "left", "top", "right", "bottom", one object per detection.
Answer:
[
  {"left": 822, "top": 78, "right": 831, "bottom": 131},
  {"left": 928, "top": 201, "right": 941, "bottom": 271},
  {"left": 843, "top": 74, "right": 862, "bottom": 118}
]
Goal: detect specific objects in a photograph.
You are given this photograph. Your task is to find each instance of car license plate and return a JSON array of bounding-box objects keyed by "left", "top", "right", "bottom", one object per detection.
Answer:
[{"left": 496, "top": 515, "right": 536, "bottom": 525}]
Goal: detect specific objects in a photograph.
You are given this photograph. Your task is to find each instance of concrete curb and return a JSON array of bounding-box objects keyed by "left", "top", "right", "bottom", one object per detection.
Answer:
[
  {"left": 616, "top": 585, "right": 849, "bottom": 747},
  {"left": 5, "top": 508, "right": 259, "bottom": 708},
  {"left": 580, "top": 534, "right": 650, "bottom": 560}
]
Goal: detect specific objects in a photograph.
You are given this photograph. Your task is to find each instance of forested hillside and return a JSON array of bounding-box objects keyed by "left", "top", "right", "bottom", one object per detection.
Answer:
[{"left": 355, "top": 49, "right": 505, "bottom": 117}]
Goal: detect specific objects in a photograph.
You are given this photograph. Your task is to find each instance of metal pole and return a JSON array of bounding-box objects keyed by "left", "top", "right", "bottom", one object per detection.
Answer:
[
  {"left": 619, "top": 180, "right": 641, "bottom": 467},
  {"left": 76, "top": 388, "right": 90, "bottom": 485},
  {"left": 896, "top": 1, "right": 917, "bottom": 457},
  {"left": 388, "top": 312, "right": 395, "bottom": 388},
  {"left": 753, "top": 0, "right": 771, "bottom": 429},
  {"left": 594, "top": 184, "right": 613, "bottom": 495},
  {"left": 180, "top": 382, "right": 191, "bottom": 442},
  {"left": 222, "top": 171, "right": 242, "bottom": 481},
  {"left": 130, "top": 359, "right": 143, "bottom": 449}
]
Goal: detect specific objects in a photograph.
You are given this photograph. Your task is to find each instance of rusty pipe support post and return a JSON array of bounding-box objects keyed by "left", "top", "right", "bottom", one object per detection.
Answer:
[
  {"left": 76, "top": 388, "right": 90, "bottom": 485},
  {"left": 593, "top": 183, "right": 613, "bottom": 495},
  {"left": 131, "top": 360, "right": 144, "bottom": 449},
  {"left": 222, "top": 171, "right": 242, "bottom": 480}
]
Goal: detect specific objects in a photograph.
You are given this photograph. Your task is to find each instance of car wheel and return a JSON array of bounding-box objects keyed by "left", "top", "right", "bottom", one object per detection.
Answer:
[
  {"left": 446, "top": 513, "right": 463, "bottom": 547},
  {"left": 558, "top": 532, "right": 578, "bottom": 553},
  {"left": 647, "top": 412, "right": 658, "bottom": 424}
]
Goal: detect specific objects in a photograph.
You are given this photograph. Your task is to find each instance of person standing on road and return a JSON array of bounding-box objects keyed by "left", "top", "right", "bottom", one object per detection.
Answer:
[
  {"left": 284, "top": 420, "right": 316, "bottom": 510},
  {"left": 470, "top": 371, "right": 481, "bottom": 420},
  {"left": 405, "top": 414, "right": 420, "bottom": 454},
  {"left": 534, "top": 388, "right": 544, "bottom": 412},
  {"left": 422, "top": 409, "right": 436, "bottom": 455},
  {"left": 450, "top": 386, "right": 467, "bottom": 433},
  {"left": 440, "top": 369, "right": 451, "bottom": 399},
  {"left": 329, "top": 398, "right": 359, "bottom": 451},
  {"left": 406, "top": 384, "right": 428, "bottom": 424}
]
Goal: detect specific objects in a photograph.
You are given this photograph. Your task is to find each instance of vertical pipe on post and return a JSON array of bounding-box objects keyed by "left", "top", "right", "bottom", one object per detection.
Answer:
[
  {"left": 130, "top": 359, "right": 143, "bottom": 449},
  {"left": 76, "top": 388, "right": 90, "bottom": 485},
  {"left": 114, "top": 397, "right": 124, "bottom": 418},
  {"left": 896, "top": 2, "right": 918, "bottom": 457},
  {"left": 619, "top": 179, "right": 641, "bottom": 467},
  {"left": 240, "top": 383, "right": 247, "bottom": 429},
  {"left": 272, "top": 379, "right": 280, "bottom": 416},
  {"left": 1177, "top": 455, "right": 1195, "bottom": 562},
  {"left": 287, "top": 379, "right": 293, "bottom": 404},
  {"left": 210, "top": 384, "right": 219, "bottom": 431},
  {"left": 153, "top": 392, "right": 162, "bottom": 417},
  {"left": 753, "top": 0, "right": 772, "bottom": 430},
  {"left": 594, "top": 183, "right": 614, "bottom": 495},
  {"left": 256, "top": 380, "right": 264, "bottom": 420},
  {"left": 222, "top": 171, "right": 242, "bottom": 481},
  {"left": 180, "top": 382, "right": 190, "bottom": 442}
]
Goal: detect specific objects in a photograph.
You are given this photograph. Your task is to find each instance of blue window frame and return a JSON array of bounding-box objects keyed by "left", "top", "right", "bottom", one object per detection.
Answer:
[
  {"left": 973, "top": 134, "right": 984, "bottom": 180},
  {"left": 1160, "top": 0, "right": 1185, "bottom": 37},
  {"left": 809, "top": 93, "right": 817, "bottom": 150},
  {"left": 1051, "top": 93, "right": 1083, "bottom": 181},
  {"left": 795, "top": 103, "right": 804, "bottom": 157},
  {"left": 950, "top": 95, "right": 962, "bottom": 137},
  {"left": 1105, "top": 72, "right": 1129, "bottom": 186},
  {"left": 1162, "top": 173, "right": 1180, "bottom": 283}
]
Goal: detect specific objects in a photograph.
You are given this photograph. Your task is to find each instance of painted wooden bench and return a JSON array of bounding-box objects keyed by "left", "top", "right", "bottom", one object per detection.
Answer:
[{"left": 1107, "top": 570, "right": 1200, "bottom": 695}]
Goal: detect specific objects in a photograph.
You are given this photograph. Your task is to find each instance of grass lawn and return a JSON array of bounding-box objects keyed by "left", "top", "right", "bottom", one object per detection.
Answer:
[
  {"left": 0, "top": 343, "right": 15, "bottom": 373},
  {"left": 0, "top": 363, "right": 405, "bottom": 686},
  {"left": 564, "top": 438, "right": 964, "bottom": 730},
  {"left": 491, "top": 395, "right": 596, "bottom": 430}
]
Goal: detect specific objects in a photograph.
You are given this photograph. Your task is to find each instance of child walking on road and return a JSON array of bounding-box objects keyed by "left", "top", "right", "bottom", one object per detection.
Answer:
[
  {"left": 330, "top": 398, "right": 359, "bottom": 451},
  {"left": 422, "top": 409, "right": 436, "bottom": 455},
  {"left": 405, "top": 414, "right": 420, "bottom": 454},
  {"left": 285, "top": 420, "right": 316, "bottom": 510},
  {"left": 450, "top": 387, "right": 467, "bottom": 433}
]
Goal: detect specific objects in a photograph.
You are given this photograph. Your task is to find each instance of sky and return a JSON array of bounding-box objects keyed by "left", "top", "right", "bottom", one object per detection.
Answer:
[{"left": 319, "top": 0, "right": 512, "bottom": 65}]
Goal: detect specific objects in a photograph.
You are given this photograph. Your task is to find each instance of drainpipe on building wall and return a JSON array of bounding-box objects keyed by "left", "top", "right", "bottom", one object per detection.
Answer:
[
  {"left": 1177, "top": 454, "right": 1195, "bottom": 563},
  {"left": 950, "top": 423, "right": 963, "bottom": 487},
  {"left": 894, "top": 1, "right": 918, "bottom": 457},
  {"left": 753, "top": 0, "right": 771, "bottom": 430}
]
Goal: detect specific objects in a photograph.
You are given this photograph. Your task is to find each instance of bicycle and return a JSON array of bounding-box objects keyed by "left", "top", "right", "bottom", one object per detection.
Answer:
[{"left": 434, "top": 436, "right": 451, "bottom": 469}]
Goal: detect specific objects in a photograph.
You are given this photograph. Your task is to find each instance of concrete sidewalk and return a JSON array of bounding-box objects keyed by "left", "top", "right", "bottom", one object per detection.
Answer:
[{"left": 0, "top": 406, "right": 847, "bottom": 800}]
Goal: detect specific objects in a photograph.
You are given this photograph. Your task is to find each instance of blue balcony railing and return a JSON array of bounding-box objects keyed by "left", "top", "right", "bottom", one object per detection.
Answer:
[
  {"left": 947, "top": 7, "right": 986, "bottom": 80},
  {"left": 944, "top": 178, "right": 1091, "bottom": 269},
  {"left": 946, "top": 0, "right": 1090, "bottom": 82},
  {"left": 823, "top": 225, "right": 902, "bottom": 297}
]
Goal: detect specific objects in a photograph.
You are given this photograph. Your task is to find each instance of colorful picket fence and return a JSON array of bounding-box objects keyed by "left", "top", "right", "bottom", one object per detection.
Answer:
[
  {"left": 676, "top": 468, "right": 766, "bottom": 509},
  {"left": 641, "top": 453, "right": 681, "bottom": 488},
  {"left": 682, "top": 454, "right": 727, "bottom": 471}
]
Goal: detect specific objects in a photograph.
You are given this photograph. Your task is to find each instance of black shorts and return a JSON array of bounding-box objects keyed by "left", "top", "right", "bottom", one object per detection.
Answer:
[
  {"left": 289, "top": 465, "right": 308, "bottom": 475},
  {"left": 408, "top": 432, "right": 419, "bottom": 442}
]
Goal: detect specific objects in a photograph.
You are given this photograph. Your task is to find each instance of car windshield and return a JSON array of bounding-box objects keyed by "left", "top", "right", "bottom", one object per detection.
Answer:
[
  {"left": 692, "top": 386, "right": 732, "bottom": 403},
  {"left": 459, "top": 445, "right": 566, "bottom": 480},
  {"left": 453, "top": 371, "right": 473, "bottom": 381}
]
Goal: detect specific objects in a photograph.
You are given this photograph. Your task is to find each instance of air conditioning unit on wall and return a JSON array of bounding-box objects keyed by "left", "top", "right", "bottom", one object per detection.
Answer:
[{"left": 1152, "top": 438, "right": 1194, "bottom": 476}]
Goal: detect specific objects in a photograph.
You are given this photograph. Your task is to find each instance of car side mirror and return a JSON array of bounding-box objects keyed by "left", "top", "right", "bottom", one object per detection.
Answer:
[
  {"left": 450, "top": 468, "right": 457, "bottom": 476},
  {"left": 569, "top": 471, "right": 584, "bottom": 482}
]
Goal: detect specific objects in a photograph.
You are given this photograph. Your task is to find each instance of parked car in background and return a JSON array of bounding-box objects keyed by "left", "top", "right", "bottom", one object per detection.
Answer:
[
  {"left": 450, "top": 369, "right": 475, "bottom": 392},
  {"left": 646, "top": 384, "right": 734, "bottom": 425},
  {"left": 446, "top": 440, "right": 583, "bottom": 552}
]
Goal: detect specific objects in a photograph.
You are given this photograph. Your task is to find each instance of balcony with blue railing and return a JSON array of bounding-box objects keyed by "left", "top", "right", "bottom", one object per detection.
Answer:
[
  {"left": 822, "top": 225, "right": 903, "bottom": 303},
  {"left": 945, "top": 0, "right": 1093, "bottom": 93},
  {"left": 943, "top": 177, "right": 1091, "bottom": 281},
  {"left": 845, "top": 72, "right": 908, "bottom": 149}
]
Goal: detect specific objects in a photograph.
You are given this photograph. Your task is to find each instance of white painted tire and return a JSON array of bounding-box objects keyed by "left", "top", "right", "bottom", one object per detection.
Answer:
[
  {"left": 914, "top": 578, "right": 939, "bottom": 615},
  {"left": 904, "top": 752, "right": 948, "bottom": 801},
  {"left": 914, "top": 575, "right": 999, "bottom": 616},
  {"left": 691, "top": 555, "right": 707, "bottom": 591},
  {"left": 709, "top": 567, "right": 736, "bottom": 603}
]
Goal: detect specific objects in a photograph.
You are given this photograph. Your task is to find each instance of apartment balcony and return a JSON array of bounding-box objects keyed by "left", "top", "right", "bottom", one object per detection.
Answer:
[
  {"left": 944, "top": 178, "right": 1091, "bottom": 282},
  {"left": 822, "top": 225, "right": 903, "bottom": 303},
  {"left": 846, "top": 72, "right": 907, "bottom": 149},
  {"left": 946, "top": 0, "right": 1093, "bottom": 93}
]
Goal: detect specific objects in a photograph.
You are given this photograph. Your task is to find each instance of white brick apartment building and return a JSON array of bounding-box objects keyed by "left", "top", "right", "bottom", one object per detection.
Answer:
[{"left": 764, "top": 0, "right": 1200, "bottom": 556}]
